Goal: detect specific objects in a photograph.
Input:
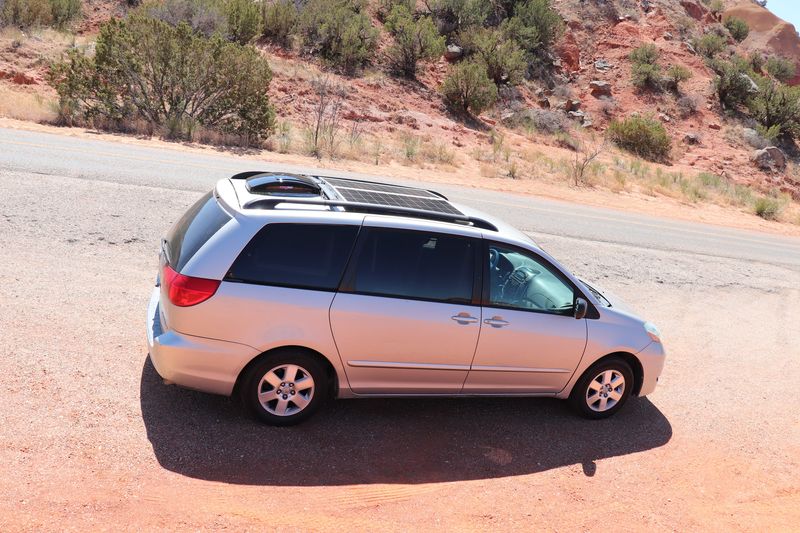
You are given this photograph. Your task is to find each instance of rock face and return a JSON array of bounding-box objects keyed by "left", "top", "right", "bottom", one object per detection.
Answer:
[
  {"left": 556, "top": 31, "right": 581, "bottom": 72},
  {"left": 589, "top": 81, "right": 612, "bottom": 97},
  {"left": 680, "top": 0, "right": 708, "bottom": 21},
  {"left": 751, "top": 146, "right": 787, "bottom": 172}
]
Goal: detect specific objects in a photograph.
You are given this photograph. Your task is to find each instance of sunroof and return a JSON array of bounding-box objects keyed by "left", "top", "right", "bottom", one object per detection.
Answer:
[{"left": 322, "top": 177, "right": 462, "bottom": 216}]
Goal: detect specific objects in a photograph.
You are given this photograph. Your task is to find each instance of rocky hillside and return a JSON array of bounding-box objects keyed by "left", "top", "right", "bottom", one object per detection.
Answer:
[{"left": 1, "top": 0, "right": 800, "bottom": 215}]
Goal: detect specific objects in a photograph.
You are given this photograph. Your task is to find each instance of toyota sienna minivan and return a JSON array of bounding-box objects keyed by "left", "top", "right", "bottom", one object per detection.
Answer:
[{"left": 146, "top": 172, "right": 665, "bottom": 425}]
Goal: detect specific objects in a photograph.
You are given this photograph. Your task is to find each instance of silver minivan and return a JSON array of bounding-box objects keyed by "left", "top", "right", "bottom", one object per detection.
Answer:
[{"left": 146, "top": 172, "right": 665, "bottom": 425}]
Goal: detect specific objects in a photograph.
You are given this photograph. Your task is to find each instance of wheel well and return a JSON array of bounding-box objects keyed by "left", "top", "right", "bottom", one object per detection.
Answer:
[
  {"left": 232, "top": 346, "right": 339, "bottom": 399},
  {"left": 595, "top": 352, "right": 644, "bottom": 396}
]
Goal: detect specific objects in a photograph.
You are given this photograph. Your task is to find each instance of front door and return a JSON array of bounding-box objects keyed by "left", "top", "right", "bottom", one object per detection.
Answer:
[
  {"left": 463, "top": 241, "right": 587, "bottom": 393},
  {"left": 330, "top": 226, "right": 481, "bottom": 394}
]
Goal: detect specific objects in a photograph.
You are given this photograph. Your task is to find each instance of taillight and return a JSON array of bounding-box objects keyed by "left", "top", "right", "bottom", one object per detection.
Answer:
[{"left": 162, "top": 264, "right": 220, "bottom": 307}]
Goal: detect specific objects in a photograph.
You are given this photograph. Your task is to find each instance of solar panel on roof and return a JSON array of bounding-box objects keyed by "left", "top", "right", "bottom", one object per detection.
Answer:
[
  {"left": 336, "top": 188, "right": 463, "bottom": 215},
  {"left": 324, "top": 178, "right": 442, "bottom": 199}
]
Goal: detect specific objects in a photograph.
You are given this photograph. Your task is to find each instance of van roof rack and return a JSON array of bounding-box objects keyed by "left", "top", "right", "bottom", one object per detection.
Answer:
[{"left": 232, "top": 172, "right": 497, "bottom": 231}]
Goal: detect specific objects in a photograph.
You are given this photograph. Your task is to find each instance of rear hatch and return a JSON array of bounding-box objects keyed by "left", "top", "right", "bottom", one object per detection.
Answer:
[{"left": 158, "top": 191, "right": 232, "bottom": 327}]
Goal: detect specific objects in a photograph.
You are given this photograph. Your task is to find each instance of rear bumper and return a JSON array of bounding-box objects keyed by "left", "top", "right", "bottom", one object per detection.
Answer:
[
  {"left": 146, "top": 288, "right": 259, "bottom": 396},
  {"left": 636, "top": 341, "right": 666, "bottom": 397}
]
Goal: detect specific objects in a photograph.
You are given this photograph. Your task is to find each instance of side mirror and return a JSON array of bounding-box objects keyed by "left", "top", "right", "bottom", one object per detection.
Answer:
[{"left": 574, "top": 297, "right": 588, "bottom": 320}]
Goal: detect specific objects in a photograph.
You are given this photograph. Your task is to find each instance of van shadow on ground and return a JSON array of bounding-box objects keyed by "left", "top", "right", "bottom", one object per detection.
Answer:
[{"left": 140, "top": 357, "right": 671, "bottom": 485}]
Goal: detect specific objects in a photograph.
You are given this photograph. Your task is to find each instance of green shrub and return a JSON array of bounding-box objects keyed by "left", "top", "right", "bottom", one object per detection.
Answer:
[
  {"left": 747, "top": 79, "right": 800, "bottom": 140},
  {"left": 461, "top": 27, "right": 526, "bottom": 85},
  {"left": 428, "top": 0, "right": 489, "bottom": 34},
  {"left": 49, "top": 0, "right": 81, "bottom": 28},
  {"left": 712, "top": 56, "right": 756, "bottom": 110},
  {"left": 298, "top": 0, "right": 378, "bottom": 73},
  {"left": 708, "top": 0, "right": 724, "bottom": 15},
  {"left": 607, "top": 114, "right": 671, "bottom": 161},
  {"left": 441, "top": 59, "right": 497, "bottom": 116},
  {"left": 6, "top": 0, "right": 52, "bottom": 27},
  {"left": 377, "top": 0, "right": 415, "bottom": 21},
  {"left": 48, "top": 14, "right": 275, "bottom": 144},
  {"left": 629, "top": 43, "right": 659, "bottom": 65},
  {"left": 765, "top": 56, "right": 796, "bottom": 83},
  {"left": 501, "top": 0, "right": 563, "bottom": 57},
  {"left": 146, "top": 0, "right": 227, "bottom": 38},
  {"left": 262, "top": 0, "right": 297, "bottom": 46},
  {"left": 749, "top": 52, "right": 765, "bottom": 72},
  {"left": 225, "top": 0, "right": 261, "bottom": 44},
  {"left": 724, "top": 16, "right": 749, "bottom": 42},
  {"left": 754, "top": 196, "right": 782, "bottom": 220},
  {"left": 694, "top": 33, "right": 727, "bottom": 58},
  {"left": 631, "top": 62, "right": 662, "bottom": 91},
  {"left": 665, "top": 64, "right": 692, "bottom": 92},
  {"left": 385, "top": 4, "right": 444, "bottom": 77}
]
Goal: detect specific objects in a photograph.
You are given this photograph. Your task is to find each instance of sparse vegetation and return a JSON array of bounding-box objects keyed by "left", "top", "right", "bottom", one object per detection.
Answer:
[
  {"left": 677, "top": 94, "right": 699, "bottom": 117},
  {"left": 262, "top": 0, "right": 298, "bottom": 46},
  {"left": 746, "top": 79, "right": 800, "bottom": 141},
  {"left": 461, "top": 27, "right": 526, "bottom": 85},
  {"left": 765, "top": 55, "right": 796, "bottom": 83},
  {"left": 304, "top": 76, "right": 345, "bottom": 157},
  {"left": 665, "top": 64, "right": 692, "bottom": 93},
  {"left": 712, "top": 55, "right": 757, "bottom": 110},
  {"left": 48, "top": 12, "right": 275, "bottom": 145},
  {"left": 754, "top": 196, "right": 782, "bottom": 220},
  {"left": 607, "top": 114, "right": 671, "bottom": 161},
  {"left": 441, "top": 59, "right": 498, "bottom": 116},
  {"left": 694, "top": 33, "right": 727, "bottom": 59},
  {"left": 298, "top": 0, "right": 379, "bottom": 73},
  {"left": 629, "top": 44, "right": 662, "bottom": 91},
  {"left": 724, "top": 16, "right": 749, "bottom": 43},
  {"left": 385, "top": 4, "right": 444, "bottom": 77},
  {"left": 1, "top": 0, "right": 81, "bottom": 29}
]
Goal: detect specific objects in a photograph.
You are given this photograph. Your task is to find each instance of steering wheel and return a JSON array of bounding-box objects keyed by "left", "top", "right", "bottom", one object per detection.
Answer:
[{"left": 489, "top": 248, "right": 499, "bottom": 270}]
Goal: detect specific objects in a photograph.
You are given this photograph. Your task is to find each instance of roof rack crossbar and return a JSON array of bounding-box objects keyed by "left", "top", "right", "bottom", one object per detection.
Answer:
[{"left": 244, "top": 197, "right": 497, "bottom": 231}]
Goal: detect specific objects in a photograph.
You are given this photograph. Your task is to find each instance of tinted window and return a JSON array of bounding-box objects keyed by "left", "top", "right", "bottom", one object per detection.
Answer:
[
  {"left": 487, "top": 243, "right": 574, "bottom": 313},
  {"left": 226, "top": 224, "right": 359, "bottom": 290},
  {"left": 166, "top": 191, "right": 231, "bottom": 272},
  {"left": 349, "top": 228, "right": 475, "bottom": 304}
]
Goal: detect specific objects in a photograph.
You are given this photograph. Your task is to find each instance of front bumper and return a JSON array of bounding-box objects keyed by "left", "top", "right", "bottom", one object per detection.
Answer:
[
  {"left": 146, "top": 288, "right": 259, "bottom": 396},
  {"left": 636, "top": 340, "right": 666, "bottom": 397}
]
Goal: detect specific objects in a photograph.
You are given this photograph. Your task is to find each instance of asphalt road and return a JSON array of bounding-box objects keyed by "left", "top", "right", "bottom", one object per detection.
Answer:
[
  {"left": 2, "top": 127, "right": 799, "bottom": 269},
  {"left": 1, "top": 127, "right": 800, "bottom": 530}
]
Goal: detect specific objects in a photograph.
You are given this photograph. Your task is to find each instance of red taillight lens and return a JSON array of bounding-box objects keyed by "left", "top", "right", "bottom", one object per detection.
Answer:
[{"left": 162, "top": 264, "right": 220, "bottom": 307}]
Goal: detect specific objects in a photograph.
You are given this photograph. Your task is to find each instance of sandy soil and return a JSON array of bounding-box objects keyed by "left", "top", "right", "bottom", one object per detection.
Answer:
[
  {"left": 1, "top": 169, "right": 798, "bottom": 531},
  {"left": 2, "top": 117, "right": 800, "bottom": 238}
]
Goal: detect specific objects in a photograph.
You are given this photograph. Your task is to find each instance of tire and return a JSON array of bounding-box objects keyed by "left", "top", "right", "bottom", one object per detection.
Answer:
[
  {"left": 569, "top": 357, "right": 634, "bottom": 419},
  {"left": 240, "top": 350, "right": 329, "bottom": 426}
]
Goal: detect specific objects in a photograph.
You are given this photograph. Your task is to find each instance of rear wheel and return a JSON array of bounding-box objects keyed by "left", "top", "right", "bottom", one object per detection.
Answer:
[
  {"left": 569, "top": 358, "right": 634, "bottom": 419},
  {"left": 240, "top": 350, "right": 329, "bottom": 426}
]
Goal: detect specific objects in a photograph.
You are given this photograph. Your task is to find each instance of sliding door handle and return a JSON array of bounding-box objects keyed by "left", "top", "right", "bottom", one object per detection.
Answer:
[
  {"left": 483, "top": 317, "right": 509, "bottom": 328},
  {"left": 451, "top": 314, "right": 479, "bottom": 324}
]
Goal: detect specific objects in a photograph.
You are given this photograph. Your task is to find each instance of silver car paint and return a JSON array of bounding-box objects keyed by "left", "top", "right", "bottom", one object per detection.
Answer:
[{"left": 147, "top": 177, "right": 665, "bottom": 401}]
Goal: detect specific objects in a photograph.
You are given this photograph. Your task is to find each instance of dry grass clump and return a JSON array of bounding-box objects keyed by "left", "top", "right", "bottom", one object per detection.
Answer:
[{"left": 0, "top": 86, "right": 57, "bottom": 122}]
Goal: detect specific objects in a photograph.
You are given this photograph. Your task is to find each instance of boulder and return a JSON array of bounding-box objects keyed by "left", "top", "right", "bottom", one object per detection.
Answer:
[
  {"left": 557, "top": 99, "right": 581, "bottom": 112},
  {"left": 589, "top": 80, "right": 612, "bottom": 97},
  {"left": 683, "top": 133, "right": 701, "bottom": 145},
  {"left": 594, "top": 59, "right": 613, "bottom": 72},
  {"left": 751, "top": 147, "right": 787, "bottom": 172},
  {"left": 444, "top": 45, "right": 463, "bottom": 61}
]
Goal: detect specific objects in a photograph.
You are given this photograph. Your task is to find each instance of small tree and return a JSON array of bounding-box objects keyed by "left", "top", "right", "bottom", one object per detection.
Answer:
[
  {"left": 693, "top": 33, "right": 727, "bottom": 58},
  {"left": 712, "top": 56, "right": 757, "bottom": 110},
  {"left": 747, "top": 79, "right": 800, "bottom": 141},
  {"left": 385, "top": 5, "right": 444, "bottom": 78},
  {"left": 262, "top": 0, "right": 298, "bottom": 46},
  {"left": 570, "top": 136, "right": 606, "bottom": 186},
  {"left": 441, "top": 59, "right": 497, "bottom": 116},
  {"left": 305, "top": 76, "right": 346, "bottom": 158},
  {"left": 428, "top": 0, "right": 490, "bottom": 35},
  {"left": 765, "top": 56, "right": 796, "bottom": 83},
  {"left": 298, "top": 0, "right": 379, "bottom": 74},
  {"left": 724, "top": 16, "right": 749, "bottom": 42},
  {"left": 462, "top": 27, "right": 526, "bottom": 85},
  {"left": 48, "top": 14, "right": 275, "bottom": 144},
  {"left": 504, "top": 0, "right": 563, "bottom": 56},
  {"left": 225, "top": 0, "right": 261, "bottom": 44}
]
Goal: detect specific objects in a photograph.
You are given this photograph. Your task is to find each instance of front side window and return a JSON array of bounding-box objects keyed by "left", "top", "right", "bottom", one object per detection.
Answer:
[
  {"left": 486, "top": 243, "right": 574, "bottom": 313},
  {"left": 226, "top": 223, "right": 359, "bottom": 291},
  {"left": 348, "top": 228, "right": 476, "bottom": 304}
]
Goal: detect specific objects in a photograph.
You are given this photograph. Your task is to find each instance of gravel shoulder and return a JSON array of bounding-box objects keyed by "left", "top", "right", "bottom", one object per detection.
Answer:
[{"left": 1, "top": 170, "right": 799, "bottom": 531}]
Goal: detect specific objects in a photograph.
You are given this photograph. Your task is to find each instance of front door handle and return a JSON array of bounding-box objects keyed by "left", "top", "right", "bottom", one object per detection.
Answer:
[
  {"left": 451, "top": 313, "right": 479, "bottom": 324},
  {"left": 484, "top": 317, "right": 509, "bottom": 328}
]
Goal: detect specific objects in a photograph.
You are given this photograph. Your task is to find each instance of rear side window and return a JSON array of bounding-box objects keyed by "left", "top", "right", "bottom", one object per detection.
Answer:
[
  {"left": 226, "top": 223, "right": 359, "bottom": 291},
  {"left": 166, "top": 191, "right": 231, "bottom": 272},
  {"left": 347, "top": 228, "right": 476, "bottom": 304}
]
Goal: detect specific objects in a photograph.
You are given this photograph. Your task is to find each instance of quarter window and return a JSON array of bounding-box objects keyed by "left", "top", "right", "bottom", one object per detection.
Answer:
[
  {"left": 347, "top": 228, "right": 476, "bottom": 304},
  {"left": 226, "top": 223, "right": 359, "bottom": 290}
]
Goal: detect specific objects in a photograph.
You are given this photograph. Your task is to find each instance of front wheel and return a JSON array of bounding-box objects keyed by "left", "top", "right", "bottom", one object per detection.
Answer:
[
  {"left": 569, "top": 358, "right": 634, "bottom": 419},
  {"left": 240, "top": 351, "right": 329, "bottom": 426}
]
